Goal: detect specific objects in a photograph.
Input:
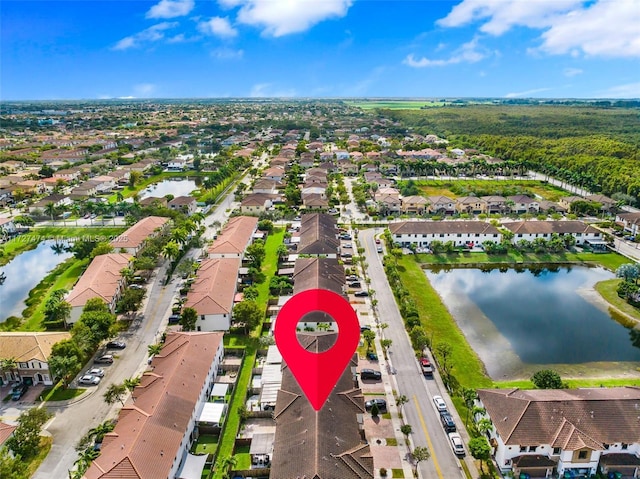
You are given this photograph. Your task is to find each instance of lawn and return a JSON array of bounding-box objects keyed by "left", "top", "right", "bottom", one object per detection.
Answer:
[
  {"left": 414, "top": 179, "right": 570, "bottom": 202},
  {"left": 595, "top": 278, "right": 640, "bottom": 324},
  {"left": 397, "top": 256, "right": 493, "bottom": 390},
  {"left": 416, "top": 250, "right": 629, "bottom": 272},
  {"left": 191, "top": 434, "right": 219, "bottom": 455},
  {"left": 40, "top": 385, "right": 86, "bottom": 401},
  {"left": 19, "top": 257, "right": 89, "bottom": 331},
  {"left": 211, "top": 229, "right": 284, "bottom": 479}
]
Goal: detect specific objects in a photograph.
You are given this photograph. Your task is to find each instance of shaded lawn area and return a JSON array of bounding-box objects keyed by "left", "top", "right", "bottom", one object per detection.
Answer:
[
  {"left": 415, "top": 250, "right": 628, "bottom": 272},
  {"left": 255, "top": 228, "right": 285, "bottom": 310},
  {"left": 40, "top": 385, "right": 86, "bottom": 401},
  {"left": 397, "top": 256, "right": 493, "bottom": 390}
]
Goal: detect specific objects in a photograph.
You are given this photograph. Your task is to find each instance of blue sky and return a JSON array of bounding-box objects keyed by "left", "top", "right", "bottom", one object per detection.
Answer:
[{"left": 2, "top": 0, "right": 639, "bottom": 100}]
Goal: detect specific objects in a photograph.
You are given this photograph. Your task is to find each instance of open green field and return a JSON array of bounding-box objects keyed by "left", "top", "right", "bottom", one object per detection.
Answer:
[
  {"left": 416, "top": 250, "right": 629, "bottom": 272},
  {"left": 413, "top": 179, "right": 570, "bottom": 201},
  {"left": 345, "top": 100, "right": 445, "bottom": 110}
]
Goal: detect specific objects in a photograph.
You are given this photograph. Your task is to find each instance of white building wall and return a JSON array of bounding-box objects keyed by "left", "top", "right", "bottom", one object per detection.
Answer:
[{"left": 198, "top": 313, "right": 231, "bottom": 331}]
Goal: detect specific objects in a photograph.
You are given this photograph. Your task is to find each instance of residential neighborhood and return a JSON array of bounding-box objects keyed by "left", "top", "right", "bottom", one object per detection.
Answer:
[{"left": 0, "top": 99, "right": 639, "bottom": 479}]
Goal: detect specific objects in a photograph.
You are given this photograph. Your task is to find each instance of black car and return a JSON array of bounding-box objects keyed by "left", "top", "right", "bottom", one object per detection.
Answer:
[
  {"left": 11, "top": 383, "right": 28, "bottom": 401},
  {"left": 360, "top": 369, "right": 382, "bottom": 380},
  {"left": 168, "top": 314, "right": 180, "bottom": 324},
  {"left": 365, "top": 398, "right": 387, "bottom": 411},
  {"left": 440, "top": 411, "right": 457, "bottom": 432},
  {"left": 106, "top": 340, "right": 126, "bottom": 349},
  {"left": 354, "top": 291, "right": 369, "bottom": 297}
]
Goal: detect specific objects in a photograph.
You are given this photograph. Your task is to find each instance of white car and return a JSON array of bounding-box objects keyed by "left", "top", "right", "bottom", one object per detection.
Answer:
[
  {"left": 448, "top": 432, "right": 465, "bottom": 456},
  {"left": 433, "top": 395, "right": 447, "bottom": 412},
  {"left": 87, "top": 368, "right": 105, "bottom": 378},
  {"left": 78, "top": 375, "right": 101, "bottom": 386}
]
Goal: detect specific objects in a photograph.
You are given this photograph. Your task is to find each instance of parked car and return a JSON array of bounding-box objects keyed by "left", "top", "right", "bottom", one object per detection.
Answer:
[
  {"left": 354, "top": 291, "right": 369, "bottom": 297},
  {"left": 360, "top": 369, "right": 382, "bottom": 380},
  {"left": 377, "top": 246, "right": 383, "bottom": 253},
  {"left": 342, "top": 243, "right": 353, "bottom": 249},
  {"left": 420, "top": 357, "right": 433, "bottom": 377},
  {"left": 365, "top": 398, "right": 387, "bottom": 411},
  {"left": 168, "top": 314, "right": 180, "bottom": 324},
  {"left": 348, "top": 281, "right": 361, "bottom": 288},
  {"left": 106, "top": 340, "right": 126, "bottom": 349},
  {"left": 87, "top": 368, "right": 105, "bottom": 377},
  {"left": 448, "top": 432, "right": 465, "bottom": 456},
  {"left": 375, "top": 238, "right": 381, "bottom": 244},
  {"left": 340, "top": 234, "right": 352, "bottom": 240},
  {"left": 440, "top": 412, "right": 456, "bottom": 432},
  {"left": 366, "top": 351, "right": 378, "bottom": 361},
  {"left": 11, "top": 383, "right": 28, "bottom": 401},
  {"left": 433, "top": 395, "right": 447, "bottom": 412},
  {"left": 360, "top": 325, "right": 371, "bottom": 332},
  {"left": 78, "top": 375, "right": 101, "bottom": 386},
  {"left": 94, "top": 354, "right": 114, "bottom": 364},
  {"left": 346, "top": 275, "right": 359, "bottom": 282}
]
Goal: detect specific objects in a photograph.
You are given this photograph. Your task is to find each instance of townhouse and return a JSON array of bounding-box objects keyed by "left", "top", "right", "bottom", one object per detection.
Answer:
[
  {"left": 507, "top": 195, "right": 540, "bottom": 214},
  {"left": 401, "top": 195, "right": 430, "bottom": 215},
  {"left": 269, "top": 334, "right": 374, "bottom": 479},
  {"left": 110, "top": 216, "right": 170, "bottom": 256},
  {"left": 183, "top": 258, "right": 240, "bottom": 331},
  {"left": 240, "top": 193, "right": 274, "bottom": 215},
  {"left": 168, "top": 195, "right": 197, "bottom": 216},
  {"left": 297, "top": 213, "right": 339, "bottom": 257},
  {"left": 389, "top": 220, "right": 502, "bottom": 248},
  {"left": 65, "top": 253, "right": 133, "bottom": 323},
  {"left": 477, "top": 387, "right": 640, "bottom": 479},
  {"left": 0, "top": 332, "right": 71, "bottom": 386},
  {"left": 503, "top": 220, "right": 602, "bottom": 245},
  {"left": 84, "top": 331, "right": 224, "bottom": 479},
  {"left": 616, "top": 212, "right": 640, "bottom": 237},
  {"left": 207, "top": 215, "right": 259, "bottom": 259}
]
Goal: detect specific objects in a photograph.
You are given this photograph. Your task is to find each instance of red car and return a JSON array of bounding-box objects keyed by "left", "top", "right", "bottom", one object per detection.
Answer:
[
  {"left": 375, "top": 238, "right": 381, "bottom": 244},
  {"left": 420, "top": 357, "right": 434, "bottom": 377}
]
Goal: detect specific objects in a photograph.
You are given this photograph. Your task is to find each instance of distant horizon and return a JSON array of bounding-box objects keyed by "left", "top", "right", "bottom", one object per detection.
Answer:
[
  {"left": 3, "top": 1, "right": 639, "bottom": 100},
  {"left": 3, "top": 96, "right": 640, "bottom": 103}
]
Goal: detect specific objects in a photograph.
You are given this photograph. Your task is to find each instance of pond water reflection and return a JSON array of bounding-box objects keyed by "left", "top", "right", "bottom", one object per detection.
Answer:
[
  {"left": 139, "top": 179, "right": 199, "bottom": 199},
  {"left": 0, "top": 240, "right": 73, "bottom": 321},
  {"left": 425, "top": 266, "right": 640, "bottom": 379}
]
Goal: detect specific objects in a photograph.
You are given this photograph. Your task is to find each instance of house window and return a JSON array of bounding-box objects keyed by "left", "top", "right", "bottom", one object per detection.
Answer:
[
  {"left": 493, "top": 234, "right": 498, "bottom": 237},
  {"left": 518, "top": 234, "right": 523, "bottom": 237},
  {"left": 578, "top": 450, "right": 588, "bottom": 460},
  {"left": 603, "top": 444, "right": 610, "bottom": 450},
  {"left": 622, "top": 443, "right": 628, "bottom": 450},
  {"left": 456, "top": 234, "right": 462, "bottom": 237},
  {"left": 19, "top": 362, "right": 28, "bottom": 369},
  {"left": 439, "top": 234, "right": 445, "bottom": 237},
  {"left": 201, "top": 315, "right": 205, "bottom": 320},
  {"left": 520, "top": 446, "right": 526, "bottom": 452},
  {"left": 553, "top": 447, "right": 561, "bottom": 455},
  {"left": 475, "top": 234, "right": 480, "bottom": 237}
]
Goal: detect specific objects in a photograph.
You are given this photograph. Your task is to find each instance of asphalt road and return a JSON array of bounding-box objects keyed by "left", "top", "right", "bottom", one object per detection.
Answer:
[{"left": 359, "top": 228, "right": 478, "bottom": 479}]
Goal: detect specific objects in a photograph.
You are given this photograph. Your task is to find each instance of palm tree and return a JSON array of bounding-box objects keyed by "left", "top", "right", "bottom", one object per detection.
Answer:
[
  {"left": 44, "top": 202, "right": 56, "bottom": 223},
  {"left": 103, "top": 383, "right": 127, "bottom": 407},
  {"left": 88, "top": 420, "right": 115, "bottom": 443},
  {"left": 148, "top": 343, "right": 163, "bottom": 357},
  {"left": 162, "top": 241, "right": 180, "bottom": 262}
]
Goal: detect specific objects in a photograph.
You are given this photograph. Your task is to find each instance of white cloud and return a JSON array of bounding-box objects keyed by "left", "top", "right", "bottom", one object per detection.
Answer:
[
  {"left": 563, "top": 67, "right": 583, "bottom": 77},
  {"left": 538, "top": 0, "right": 640, "bottom": 57},
  {"left": 211, "top": 47, "right": 244, "bottom": 59},
  {"left": 198, "top": 17, "right": 238, "bottom": 38},
  {"left": 250, "top": 83, "right": 296, "bottom": 97},
  {"left": 404, "top": 37, "right": 489, "bottom": 68},
  {"left": 226, "top": 0, "right": 352, "bottom": 37},
  {"left": 597, "top": 82, "right": 640, "bottom": 98},
  {"left": 113, "top": 22, "right": 178, "bottom": 50},
  {"left": 438, "top": 0, "right": 640, "bottom": 58},
  {"left": 147, "top": 0, "right": 194, "bottom": 19},
  {"left": 504, "top": 87, "right": 552, "bottom": 98}
]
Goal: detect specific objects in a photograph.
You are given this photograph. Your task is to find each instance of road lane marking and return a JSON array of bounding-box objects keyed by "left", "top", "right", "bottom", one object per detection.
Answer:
[{"left": 413, "top": 394, "right": 444, "bottom": 479}]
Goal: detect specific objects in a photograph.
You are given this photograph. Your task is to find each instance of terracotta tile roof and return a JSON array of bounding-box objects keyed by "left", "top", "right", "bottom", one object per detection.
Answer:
[
  {"left": 110, "top": 216, "right": 169, "bottom": 250},
  {"left": 389, "top": 220, "right": 501, "bottom": 235},
  {"left": 478, "top": 387, "right": 640, "bottom": 449},
  {"left": 270, "top": 334, "right": 373, "bottom": 479},
  {"left": 293, "top": 257, "right": 346, "bottom": 297},
  {"left": 0, "top": 332, "right": 71, "bottom": 362},
  {"left": 184, "top": 258, "right": 240, "bottom": 315},
  {"left": 401, "top": 195, "right": 429, "bottom": 205},
  {"left": 241, "top": 193, "right": 273, "bottom": 207},
  {"left": 502, "top": 220, "right": 600, "bottom": 235},
  {"left": 66, "top": 253, "right": 132, "bottom": 307},
  {"left": 0, "top": 422, "right": 16, "bottom": 446},
  {"left": 84, "top": 331, "right": 224, "bottom": 479},
  {"left": 298, "top": 213, "right": 339, "bottom": 255},
  {"left": 168, "top": 195, "right": 195, "bottom": 206},
  {"left": 207, "top": 216, "right": 258, "bottom": 256}
]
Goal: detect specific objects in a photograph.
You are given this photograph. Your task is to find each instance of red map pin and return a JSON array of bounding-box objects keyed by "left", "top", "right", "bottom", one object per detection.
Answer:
[{"left": 274, "top": 288, "right": 360, "bottom": 411}]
